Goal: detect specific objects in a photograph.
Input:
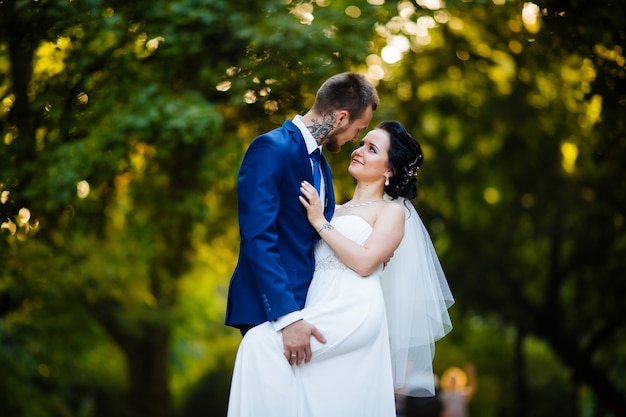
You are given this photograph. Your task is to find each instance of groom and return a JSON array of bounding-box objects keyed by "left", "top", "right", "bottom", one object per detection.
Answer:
[{"left": 225, "top": 72, "right": 379, "bottom": 364}]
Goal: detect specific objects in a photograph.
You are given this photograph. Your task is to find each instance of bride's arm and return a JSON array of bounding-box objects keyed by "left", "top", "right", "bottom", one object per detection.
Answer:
[{"left": 299, "top": 181, "right": 405, "bottom": 277}]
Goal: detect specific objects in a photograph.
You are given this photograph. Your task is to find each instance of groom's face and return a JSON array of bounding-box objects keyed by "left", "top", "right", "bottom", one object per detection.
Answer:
[{"left": 325, "top": 106, "right": 374, "bottom": 154}]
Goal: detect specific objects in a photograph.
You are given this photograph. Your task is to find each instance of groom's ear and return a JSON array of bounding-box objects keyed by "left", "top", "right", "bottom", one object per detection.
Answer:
[{"left": 336, "top": 110, "right": 349, "bottom": 125}]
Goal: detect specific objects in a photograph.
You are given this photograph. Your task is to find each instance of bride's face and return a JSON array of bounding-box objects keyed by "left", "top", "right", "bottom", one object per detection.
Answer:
[{"left": 348, "top": 128, "right": 392, "bottom": 183}]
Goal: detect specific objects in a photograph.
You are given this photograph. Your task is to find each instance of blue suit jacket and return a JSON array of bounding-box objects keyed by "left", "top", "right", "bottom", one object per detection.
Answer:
[{"left": 225, "top": 120, "right": 335, "bottom": 329}]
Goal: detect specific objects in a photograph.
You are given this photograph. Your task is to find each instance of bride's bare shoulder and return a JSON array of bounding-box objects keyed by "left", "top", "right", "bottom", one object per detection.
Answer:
[
  {"left": 381, "top": 200, "right": 405, "bottom": 217},
  {"left": 369, "top": 200, "right": 405, "bottom": 229}
]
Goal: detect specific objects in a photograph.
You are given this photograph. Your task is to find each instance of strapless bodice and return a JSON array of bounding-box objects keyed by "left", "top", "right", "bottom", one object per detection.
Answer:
[{"left": 314, "top": 215, "right": 373, "bottom": 272}]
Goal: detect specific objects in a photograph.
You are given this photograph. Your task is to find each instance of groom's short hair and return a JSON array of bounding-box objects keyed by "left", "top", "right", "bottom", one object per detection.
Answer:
[{"left": 312, "top": 72, "right": 379, "bottom": 121}]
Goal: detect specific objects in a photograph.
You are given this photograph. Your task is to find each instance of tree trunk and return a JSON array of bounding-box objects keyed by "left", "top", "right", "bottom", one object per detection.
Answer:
[
  {"left": 513, "top": 328, "right": 527, "bottom": 417},
  {"left": 124, "top": 326, "right": 172, "bottom": 417},
  {"left": 92, "top": 308, "right": 173, "bottom": 417},
  {"left": 535, "top": 324, "right": 626, "bottom": 417}
]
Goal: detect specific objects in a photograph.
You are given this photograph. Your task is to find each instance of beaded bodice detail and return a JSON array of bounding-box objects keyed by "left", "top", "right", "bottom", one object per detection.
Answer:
[{"left": 314, "top": 254, "right": 348, "bottom": 272}]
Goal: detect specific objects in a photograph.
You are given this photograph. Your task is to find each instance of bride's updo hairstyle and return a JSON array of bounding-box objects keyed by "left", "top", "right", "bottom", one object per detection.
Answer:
[{"left": 379, "top": 121, "right": 424, "bottom": 200}]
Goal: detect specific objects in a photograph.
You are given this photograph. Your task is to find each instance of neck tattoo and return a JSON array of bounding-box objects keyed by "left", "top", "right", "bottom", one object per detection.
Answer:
[{"left": 308, "top": 115, "right": 334, "bottom": 144}]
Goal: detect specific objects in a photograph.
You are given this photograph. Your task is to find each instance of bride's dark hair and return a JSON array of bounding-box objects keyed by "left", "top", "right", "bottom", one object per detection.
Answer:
[{"left": 379, "top": 121, "right": 424, "bottom": 200}]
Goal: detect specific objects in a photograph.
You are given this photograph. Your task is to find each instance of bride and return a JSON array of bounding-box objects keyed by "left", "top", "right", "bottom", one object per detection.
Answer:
[{"left": 227, "top": 121, "right": 454, "bottom": 417}]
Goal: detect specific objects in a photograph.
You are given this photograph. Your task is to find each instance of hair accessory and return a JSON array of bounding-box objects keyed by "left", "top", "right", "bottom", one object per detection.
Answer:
[{"left": 396, "top": 154, "right": 423, "bottom": 190}]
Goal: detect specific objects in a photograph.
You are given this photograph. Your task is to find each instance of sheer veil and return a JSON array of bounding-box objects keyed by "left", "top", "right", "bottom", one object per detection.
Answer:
[{"left": 381, "top": 195, "right": 454, "bottom": 397}]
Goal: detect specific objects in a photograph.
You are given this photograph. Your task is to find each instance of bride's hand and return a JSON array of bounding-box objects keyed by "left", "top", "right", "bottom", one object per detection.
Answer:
[{"left": 299, "top": 181, "right": 325, "bottom": 229}]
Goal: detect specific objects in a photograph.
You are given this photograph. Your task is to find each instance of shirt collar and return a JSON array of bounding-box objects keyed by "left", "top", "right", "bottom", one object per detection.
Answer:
[{"left": 293, "top": 115, "right": 321, "bottom": 155}]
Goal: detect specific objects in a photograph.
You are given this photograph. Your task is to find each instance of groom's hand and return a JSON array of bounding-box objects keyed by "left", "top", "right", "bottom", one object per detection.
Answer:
[{"left": 282, "top": 319, "right": 326, "bottom": 365}]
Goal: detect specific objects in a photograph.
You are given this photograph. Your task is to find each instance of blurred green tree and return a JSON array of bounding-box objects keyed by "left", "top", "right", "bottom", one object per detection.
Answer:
[
  {"left": 362, "top": 0, "right": 626, "bottom": 416},
  {"left": 0, "top": 0, "right": 381, "bottom": 416}
]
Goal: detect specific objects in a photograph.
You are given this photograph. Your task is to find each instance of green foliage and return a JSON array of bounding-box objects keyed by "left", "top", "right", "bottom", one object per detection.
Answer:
[
  {"left": 364, "top": 0, "right": 626, "bottom": 415},
  {"left": 1, "top": 0, "right": 625, "bottom": 416}
]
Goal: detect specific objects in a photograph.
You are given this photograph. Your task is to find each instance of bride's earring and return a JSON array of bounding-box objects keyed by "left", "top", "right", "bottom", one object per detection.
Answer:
[{"left": 385, "top": 177, "right": 389, "bottom": 186}]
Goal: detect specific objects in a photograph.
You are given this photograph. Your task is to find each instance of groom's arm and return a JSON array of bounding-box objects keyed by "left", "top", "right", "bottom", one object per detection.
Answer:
[
  {"left": 239, "top": 134, "right": 325, "bottom": 361},
  {"left": 238, "top": 136, "right": 301, "bottom": 320},
  {"left": 273, "top": 311, "right": 302, "bottom": 330}
]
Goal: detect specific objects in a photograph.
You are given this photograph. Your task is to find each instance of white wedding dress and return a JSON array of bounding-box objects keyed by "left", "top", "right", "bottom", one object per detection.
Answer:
[
  {"left": 227, "top": 215, "right": 397, "bottom": 417},
  {"left": 228, "top": 199, "right": 454, "bottom": 417}
]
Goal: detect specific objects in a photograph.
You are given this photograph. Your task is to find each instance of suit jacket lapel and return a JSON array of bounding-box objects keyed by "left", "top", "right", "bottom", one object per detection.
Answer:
[
  {"left": 285, "top": 119, "right": 335, "bottom": 219},
  {"left": 284, "top": 119, "right": 315, "bottom": 184}
]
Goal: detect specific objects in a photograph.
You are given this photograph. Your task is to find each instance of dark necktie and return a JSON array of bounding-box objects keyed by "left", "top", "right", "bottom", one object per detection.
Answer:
[{"left": 309, "top": 148, "right": 322, "bottom": 194}]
